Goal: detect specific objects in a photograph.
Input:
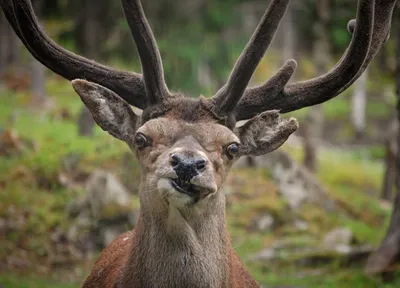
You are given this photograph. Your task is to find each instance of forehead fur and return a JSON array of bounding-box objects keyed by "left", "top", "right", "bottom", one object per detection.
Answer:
[
  {"left": 141, "top": 96, "right": 223, "bottom": 124},
  {"left": 138, "top": 117, "right": 239, "bottom": 149}
]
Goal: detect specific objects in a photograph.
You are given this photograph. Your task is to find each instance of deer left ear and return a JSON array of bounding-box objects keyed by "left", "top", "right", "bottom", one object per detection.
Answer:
[
  {"left": 72, "top": 79, "right": 139, "bottom": 143},
  {"left": 236, "top": 110, "right": 298, "bottom": 157}
]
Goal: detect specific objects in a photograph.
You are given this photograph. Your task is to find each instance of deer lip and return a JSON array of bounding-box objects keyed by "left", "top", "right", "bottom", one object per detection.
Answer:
[{"left": 171, "top": 179, "right": 199, "bottom": 197}]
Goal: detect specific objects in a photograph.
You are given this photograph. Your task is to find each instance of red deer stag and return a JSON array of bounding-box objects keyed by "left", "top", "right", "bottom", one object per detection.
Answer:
[{"left": 0, "top": 0, "right": 397, "bottom": 287}]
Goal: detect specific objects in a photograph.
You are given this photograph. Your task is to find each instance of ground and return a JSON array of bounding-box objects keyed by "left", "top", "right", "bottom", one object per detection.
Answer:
[{"left": 0, "top": 76, "right": 399, "bottom": 287}]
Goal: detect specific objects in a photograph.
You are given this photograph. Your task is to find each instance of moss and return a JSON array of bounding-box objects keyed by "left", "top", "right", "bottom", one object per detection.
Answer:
[
  {"left": 253, "top": 266, "right": 400, "bottom": 288},
  {"left": 99, "top": 203, "right": 134, "bottom": 220},
  {"left": 0, "top": 273, "right": 79, "bottom": 288},
  {"left": 227, "top": 168, "right": 289, "bottom": 227}
]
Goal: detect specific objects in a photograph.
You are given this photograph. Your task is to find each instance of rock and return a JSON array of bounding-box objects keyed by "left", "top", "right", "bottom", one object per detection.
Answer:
[
  {"left": 61, "top": 152, "right": 82, "bottom": 173},
  {"left": 67, "top": 214, "right": 93, "bottom": 242},
  {"left": 234, "top": 151, "right": 337, "bottom": 211},
  {"left": 248, "top": 248, "right": 276, "bottom": 262},
  {"left": 251, "top": 243, "right": 374, "bottom": 268},
  {"left": 293, "top": 220, "right": 308, "bottom": 231},
  {"left": 66, "top": 170, "right": 138, "bottom": 251},
  {"left": 250, "top": 213, "right": 275, "bottom": 232},
  {"left": 85, "top": 170, "right": 133, "bottom": 219},
  {"left": 101, "top": 226, "right": 129, "bottom": 247},
  {"left": 66, "top": 196, "right": 89, "bottom": 218},
  {"left": 295, "top": 245, "right": 375, "bottom": 267},
  {"left": 323, "top": 227, "right": 353, "bottom": 249},
  {"left": 59, "top": 153, "right": 89, "bottom": 189},
  {"left": 120, "top": 152, "right": 140, "bottom": 194}
]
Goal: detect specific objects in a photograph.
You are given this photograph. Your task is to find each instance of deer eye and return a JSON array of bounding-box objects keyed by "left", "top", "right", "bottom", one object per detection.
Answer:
[
  {"left": 134, "top": 133, "right": 149, "bottom": 149},
  {"left": 226, "top": 143, "right": 239, "bottom": 159}
]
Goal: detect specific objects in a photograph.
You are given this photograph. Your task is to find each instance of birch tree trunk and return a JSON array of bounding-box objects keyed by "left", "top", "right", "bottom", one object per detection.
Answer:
[
  {"left": 31, "top": 57, "right": 46, "bottom": 101},
  {"left": 282, "top": 3, "right": 295, "bottom": 62},
  {"left": 303, "top": 0, "right": 330, "bottom": 173},
  {"left": 351, "top": 68, "right": 368, "bottom": 139},
  {"left": 30, "top": 0, "right": 47, "bottom": 105}
]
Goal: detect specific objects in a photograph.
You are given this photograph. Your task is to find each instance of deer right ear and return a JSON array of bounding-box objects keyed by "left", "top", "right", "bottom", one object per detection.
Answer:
[
  {"left": 236, "top": 110, "right": 298, "bottom": 157},
  {"left": 72, "top": 79, "right": 139, "bottom": 143}
]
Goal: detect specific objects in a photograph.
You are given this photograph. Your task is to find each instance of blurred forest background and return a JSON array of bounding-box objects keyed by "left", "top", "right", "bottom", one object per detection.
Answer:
[{"left": 1, "top": 0, "right": 400, "bottom": 287}]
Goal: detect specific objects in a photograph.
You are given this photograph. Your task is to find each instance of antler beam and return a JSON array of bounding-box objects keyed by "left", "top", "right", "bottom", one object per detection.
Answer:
[
  {"left": 121, "top": 0, "right": 170, "bottom": 105},
  {"left": 210, "top": 0, "right": 290, "bottom": 116},
  {"left": 235, "top": 0, "right": 397, "bottom": 121},
  {"left": 1, "top": 0, "right": 396, "bottom": 125},
  {"left": 0, "top": 0, "right": 148, "bottom": 109}
]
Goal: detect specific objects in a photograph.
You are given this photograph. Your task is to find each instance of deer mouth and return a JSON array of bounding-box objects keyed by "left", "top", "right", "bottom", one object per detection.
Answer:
[{"left": 171, "top": 179, "right": 200, "bottom": 197}]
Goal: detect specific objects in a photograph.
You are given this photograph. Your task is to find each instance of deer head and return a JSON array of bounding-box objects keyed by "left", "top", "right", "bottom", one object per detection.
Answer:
[
  {"left": 1, "top": 0, "right": 397, "bottom": 286},
  {"left": 68, "top": 0, "right": 303, "bottom": 214}
]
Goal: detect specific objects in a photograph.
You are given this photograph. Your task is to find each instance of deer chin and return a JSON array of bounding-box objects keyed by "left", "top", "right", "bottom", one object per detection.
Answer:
[{"left": 157, "top": 178, "right": 216, "bottom": 207}]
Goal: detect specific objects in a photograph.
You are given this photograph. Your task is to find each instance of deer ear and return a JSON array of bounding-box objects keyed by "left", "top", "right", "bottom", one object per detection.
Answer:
[
  {"left": 237, "top": 110, "right": 298, "bottom": 157},
  {"left": 72, "top": 79, "right": 138, "bottom": 143}
]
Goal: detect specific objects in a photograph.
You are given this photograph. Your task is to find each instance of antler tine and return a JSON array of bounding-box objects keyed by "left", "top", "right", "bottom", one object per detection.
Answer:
[
  {"left": 236, "top": 0, "right": 398, "bottom": 121},
  {"left": 336, "top": 0, "right": 396, "bottom": 95},
  {"left": 0, "top": 0, "right": 147, "bottom": 109},
  {"left": 236, "top": 59, "right": 297, "bottom": 120},
  {"left": 121, "top": 0, "right": 170, "bottom": 106},
  {"left": 210, "top": 0, "right": 290, "bottom": 116}
]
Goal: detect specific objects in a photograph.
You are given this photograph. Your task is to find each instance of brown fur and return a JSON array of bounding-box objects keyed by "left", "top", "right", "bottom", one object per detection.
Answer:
[{"left": 83, "top": 220, "right": 259, "bottom": 288}]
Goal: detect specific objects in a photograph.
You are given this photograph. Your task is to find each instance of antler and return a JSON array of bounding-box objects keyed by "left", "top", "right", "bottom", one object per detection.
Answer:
[
  {"left": 0, "top": 0, "right": 148, "bottom": 109},
  {"left": 234, "top": 0, "right": 397, "bottom": 121},
  {"left": 121, "top": 0, "right": 170, "bottom": 105},
  {"left": 210, "top": 0, "right": 291, "bottom": 117},
  {"left": 1, "top": 0, "right": 396, "bottom": 124}
]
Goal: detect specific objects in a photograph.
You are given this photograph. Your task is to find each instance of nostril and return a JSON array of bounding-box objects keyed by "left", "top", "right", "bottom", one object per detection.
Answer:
[
  {"left": 195, "top": 158, "right": 207, "bottom": 172},
  {"left": 170, "top": 154, "right": 181, "bottom": 168}
]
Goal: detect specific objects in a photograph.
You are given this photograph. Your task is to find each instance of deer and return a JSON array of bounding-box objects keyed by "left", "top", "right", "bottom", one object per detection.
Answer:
[{"left": 1, "top": 0, "right": 397, "bottom": 287}]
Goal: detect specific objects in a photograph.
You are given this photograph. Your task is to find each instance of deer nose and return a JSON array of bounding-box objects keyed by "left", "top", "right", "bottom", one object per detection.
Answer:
[{"left": 170, "top": 153, "right": 207, "bottom": 181}]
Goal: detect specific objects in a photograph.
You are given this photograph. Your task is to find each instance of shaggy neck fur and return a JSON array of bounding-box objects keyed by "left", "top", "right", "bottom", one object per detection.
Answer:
[{"left": 121, "top": 189, "right": 231, "bottom": 288}]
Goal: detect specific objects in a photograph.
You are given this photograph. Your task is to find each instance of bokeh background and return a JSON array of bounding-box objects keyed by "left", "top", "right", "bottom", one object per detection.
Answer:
[{"left": 1, "top": 0, "right": 400, "bottom": 287}]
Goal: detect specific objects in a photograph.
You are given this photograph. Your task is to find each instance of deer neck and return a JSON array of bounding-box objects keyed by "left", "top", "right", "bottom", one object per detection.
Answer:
[{"left": 122, "top": 190, "right": 231, "bottom": 287}]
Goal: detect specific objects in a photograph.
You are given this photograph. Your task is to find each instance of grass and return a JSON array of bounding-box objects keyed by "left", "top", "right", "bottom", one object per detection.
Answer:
[
  {"left": 0, "top": 77, "right": 398, "bottom": 287},
  {"left": 253, "top": 267, "right": 400, "bottom": 288},
  {"left": 0, "top": 274, "right": 78, "bottom": 288}
]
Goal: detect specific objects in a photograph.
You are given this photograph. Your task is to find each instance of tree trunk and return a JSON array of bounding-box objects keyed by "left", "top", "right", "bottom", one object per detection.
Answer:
[
  {"left": 381, "top": 119, "right": 398, "bottom": 201},
  {"left": 29, "top": 0, "right": 47, "bottom": 106},
  {"left": 351, "top": 68, "right": 368, "bottom": 140},
  {"left": 0, "top": 13, "right": 8, "bottom": 76},
  {"left": 6, "top": 22, "right": 19, "bottom": 67},
  {"left": 76, "top": 0, "right": 102, "bottom": 137},
  {"left": 303, "top": 0, "right": 330, "bottom": 173},
  {"left": 303, "top": 105, "right": 323, "bottom": 173},
  {"left": 365, "top": 5, "right": 400, "bottom": 275},
  {"left": 31, "top": 56, "right": 46, "bottom": 101},
  {"left": 0, "top": 11, "right": 20, "bottom": 76},
  {"left": 282, "top": 3, "right": 295, "bottom": 62}
]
